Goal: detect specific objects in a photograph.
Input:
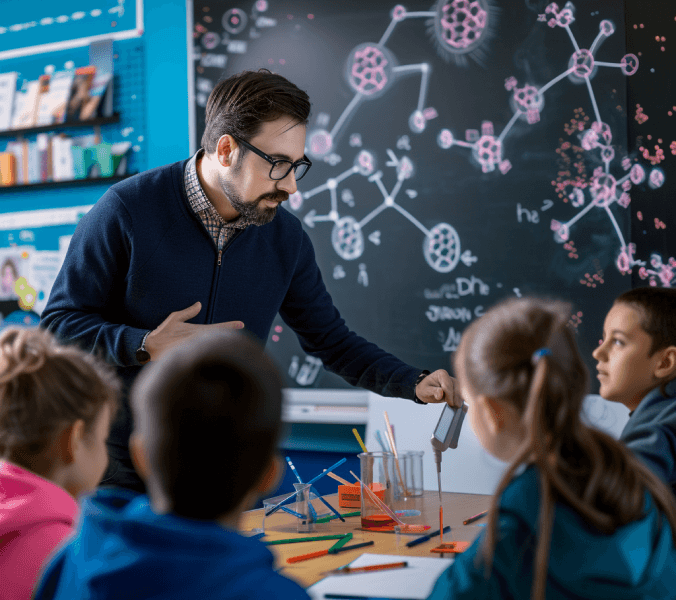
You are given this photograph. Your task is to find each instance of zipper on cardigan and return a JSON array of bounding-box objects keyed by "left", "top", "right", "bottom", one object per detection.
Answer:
[{"left": 217, "top": 250, "right": 222, "bottom": 266}]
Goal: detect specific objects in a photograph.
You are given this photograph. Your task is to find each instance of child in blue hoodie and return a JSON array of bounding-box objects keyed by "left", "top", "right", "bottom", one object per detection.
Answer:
[
  {"left": 428, "top": 297, "right": 676, "bottom": 600},
  {"left": 593, "top": 287, "right": 676, "bottom": 494},
  {"left": 33, "top": 329, "right": 310, "bottom": 600}
]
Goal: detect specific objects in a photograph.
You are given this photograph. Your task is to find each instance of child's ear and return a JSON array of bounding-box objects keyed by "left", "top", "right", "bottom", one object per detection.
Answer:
[
  {"left": 482, "top": 396, "right": 507, "bottom": 434},
  {"left": 655, "top": 346, "right": 676, "bottom": 380},
  {"left": 257, "top": 454, "right": 283, "bottom": 495},
  {"left": 57, "top": 419, "right": 86, "bottom": 465},
  {"left": 129, "top": 433, "right": 149, "bottom": 483}
]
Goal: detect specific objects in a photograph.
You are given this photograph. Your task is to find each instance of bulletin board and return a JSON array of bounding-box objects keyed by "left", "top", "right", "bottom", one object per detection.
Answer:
[
  {"left": 0, "top": 1, "right": 143, "bottom": 60},
  {"left": 185, "top": 1, "right": 672, "bottom": 391}
]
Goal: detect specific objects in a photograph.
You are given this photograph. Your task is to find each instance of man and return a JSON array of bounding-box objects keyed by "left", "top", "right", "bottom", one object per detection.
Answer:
[{"left": 41, "top": 69, "right": 461, "bottom": 492}]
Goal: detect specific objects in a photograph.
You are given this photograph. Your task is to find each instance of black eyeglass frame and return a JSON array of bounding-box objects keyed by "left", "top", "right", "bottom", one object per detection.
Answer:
[{"left": 231, "top": 135, "right": 312, "bottom": 181}]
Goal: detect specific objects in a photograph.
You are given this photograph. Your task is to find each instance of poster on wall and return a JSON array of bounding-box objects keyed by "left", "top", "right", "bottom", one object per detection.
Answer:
[{"left": 0, "top": 206, "right": 91, "bottom": 329}]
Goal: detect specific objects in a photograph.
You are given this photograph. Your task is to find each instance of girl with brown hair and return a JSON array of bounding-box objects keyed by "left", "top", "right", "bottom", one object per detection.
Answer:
[
  {"left": 0, "top": 327, "right": 119, "bottom": 600},
  {"left": 428, "top": 297, "right": 676, "bottom": 600}
]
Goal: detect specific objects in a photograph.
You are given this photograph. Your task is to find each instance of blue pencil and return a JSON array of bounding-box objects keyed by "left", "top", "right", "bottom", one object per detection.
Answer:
[
  {"left": 286, "top": 456, "right": 304, "bottom": 484},
  {"left": 265, "top": 458, "right": 347, "bottom": 516},
  {"left": 375, "top": 430, "right": 390, "bottom": 453}
]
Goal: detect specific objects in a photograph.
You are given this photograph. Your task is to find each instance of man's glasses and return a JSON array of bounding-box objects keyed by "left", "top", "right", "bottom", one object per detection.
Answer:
[{"left": 232, "top": 135, "right": 312, "bottom": 181}]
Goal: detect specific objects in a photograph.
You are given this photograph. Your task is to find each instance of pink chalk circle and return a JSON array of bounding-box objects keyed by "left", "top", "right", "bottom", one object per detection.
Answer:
[
  {"left": 307, "top": 129, "right": 333, "bottom": 158},
  {"left": 472, "top": 135, "right": 502, "bottom": 173},
  {"left": 222, "top": 8, "right": 247, "bottom": 34},
  {"left": 288, "top": 191, "right": 303, "bottom": 211},
  {"left": 649, "top": 168, "right": 665, "bottom": 189},
  {"left": 432, "top": 0, "right": 491, "bottom": 59},
  {"left": 346, "top": 42, "right": 395, "bottom": 97},
  {"left": 332, "top": 217, "right": 364, "bottom": 261},
  {"left": 274, "top": 325, "right": 283, "bottom": 333},
  {"left": 424, "top": 223, "right": 461, "bottom": 273},
  {"left": 437, "top": 129, "right": 454, "bottom": 149},
  {"left": 409, "top": 110, "right": 426, "bottom": 133},
  {"left": 620, "top": 54, "right": 639, "bottom": 76},
  {"left": 272, "top": 335, "right": 279, "bottom": 342},
  {"left": 354, "top": 150, "right": 376, "bottom": 176},
  {"left": 581, "top": 129, "right": 599, "bottom": 151},
  {"left": 599, "top": 20, "right": 615, "bottom": 36},
  {"left": 616, "top": 247, "right": 632, "bottom": 274},
  {"left": 511, "top": 84, "right": 544, "bottom": 116},
  {"left": 392, "top": 5, "right": 406, "bottom": 21},
  {"left": 630, "top": 164, "right": 645, "bottom": 184},
  {"left": 202, "top": 32, "right": 220, "bottom": 50},
  {"left": 255, "top": 0, "right": 268, "bottom": 12},
  {"left": 591, "top": 121, "right": 612, "bottom": 144},
  {"left": 590, "top": 173, "right": 617, "bottom": 207},
  {"left": 569, "top": 188, "right": 585, "bottom": 207},
  {"left": 553, "top": 222, "right": 569, "bottom": 243},
  {"left": 569, "top": 49, "right": 594, "bottom": 79},
  {"left": 601, "top": 147, "right": 615, "bottom": 163}
]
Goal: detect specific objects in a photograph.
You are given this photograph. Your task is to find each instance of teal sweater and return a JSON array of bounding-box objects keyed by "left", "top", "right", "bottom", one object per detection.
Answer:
[{"left": 428, "top": 466, "right": 676, "bottom": 599}]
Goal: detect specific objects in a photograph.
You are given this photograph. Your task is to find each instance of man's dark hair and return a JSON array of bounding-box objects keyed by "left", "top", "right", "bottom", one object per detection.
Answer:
[
  {"left": 130, "top": 330, "right": 284, "bottom": 520},
  {"left": 201, "top": 69, "right": 311, "bottom": 154},
  {"left": 614, "top": 287, "right": 676, "bottom": 355}
]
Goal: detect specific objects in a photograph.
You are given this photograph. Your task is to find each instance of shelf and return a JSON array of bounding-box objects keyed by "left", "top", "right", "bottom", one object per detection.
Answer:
[
  {"left": 0, "top": 173, "right": 135, "bottom": 193},
  {"left": 0, "top": 114, "right": 121, "bottom": 138}
]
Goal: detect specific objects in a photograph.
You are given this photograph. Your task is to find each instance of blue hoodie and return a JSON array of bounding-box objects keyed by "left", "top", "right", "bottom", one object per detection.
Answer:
[
  {"left": 33, "top": 489, "right": 309, "bottom": 600},
  {"left": 428, "top": 466, "right": 676, "bottom": 600}
]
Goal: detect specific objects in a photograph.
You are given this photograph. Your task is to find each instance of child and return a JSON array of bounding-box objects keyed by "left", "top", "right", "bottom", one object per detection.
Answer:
[
  {"left": 33, "top": 330, "right": 310, "bottom": 600},
  {"left": 593, "top": 287, "right": 676, "bottom": 493},
  {"left": 0, "top": 326, "right": 119, "bottom": 600},
  {"left": 428, "top": 297, "right": 676, "bottom": 600}
]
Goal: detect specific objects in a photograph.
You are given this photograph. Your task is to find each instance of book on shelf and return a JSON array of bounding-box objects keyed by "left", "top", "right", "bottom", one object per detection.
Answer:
[
  {"left": 11, "top": 79, "right": 40, "bottom": 130},
  {"left": 51, "top": 135, "right": 74, "bottom": 181},
  {"left": 0, "top": 72, "right": 18, "bottom": 132},
  {"left": 0, "top": 152, "right": 17, "bottom": 185},
  {"left": 65, "top": 66, "right": 96, "bottom": 122},
  {"left": 36, "top": 70, "right": 75, "bottom": 126},
  {"left": 80, "top": 72, "right": 113, "bottom": 120},
  {"left": 4, "top": 141, "right": 24, "bottom": 184},
  {"left": 36, "top": 133, "right": 52, "bottom": 182}
]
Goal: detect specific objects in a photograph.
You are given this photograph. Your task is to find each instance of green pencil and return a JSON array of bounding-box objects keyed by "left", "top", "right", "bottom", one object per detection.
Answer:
[
  {"left": 315, "top": 511, "right": 361, "bottom": 524},
  {"left": 264, "top": 534, "right": 347, "bottom": 546}
]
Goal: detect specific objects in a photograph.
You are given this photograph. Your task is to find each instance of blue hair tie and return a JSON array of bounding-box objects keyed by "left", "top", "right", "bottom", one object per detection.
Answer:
[{"left": 532, "top": 347, "right": 551, "bottom": 364}]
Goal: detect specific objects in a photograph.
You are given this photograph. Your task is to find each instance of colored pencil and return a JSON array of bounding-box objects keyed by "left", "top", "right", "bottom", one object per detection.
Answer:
[
  {"left": 325, "top": 561, "right": 408, "bottom": 575},
  {"left": 264, "top": 534, "right": 347, "bottom": 546},
  {"left": 265, "top": 458, "right": 347, "bottom": 516},
  {"left": 325, "top": 471, "right": 352, "bottom": 486},
  {"left": 405, "top": 526, "right": 451, "bottom": 548},
  {"left": 286, "top": 540, "right": 374, "bottom": 564},
  {"left": 352, "top": 428, "right": 368, "bottom": 453},
  {"left": 463, "top": 510, "right": 488, "bottom": 525},
  {"left": 383, "top": 411, "right": 409, "bottom": 497},
  {"left": 315, "top": 510, "right": 361, "bottom": 523}
]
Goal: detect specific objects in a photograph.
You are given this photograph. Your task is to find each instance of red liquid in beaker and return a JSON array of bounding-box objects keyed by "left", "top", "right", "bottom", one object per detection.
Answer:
[{"left": 361, "top": 513, "right": 397, "bottom": 531}]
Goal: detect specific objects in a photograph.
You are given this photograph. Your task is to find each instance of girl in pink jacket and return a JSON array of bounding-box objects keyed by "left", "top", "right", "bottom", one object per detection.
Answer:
[{"left": 0, "top": 327, "right": 119, "bottom": 600}]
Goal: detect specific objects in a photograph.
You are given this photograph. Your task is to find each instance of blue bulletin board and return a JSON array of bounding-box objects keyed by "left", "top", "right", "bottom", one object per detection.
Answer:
[{"left": 0, "top": 1, "right": 143, "bottom": 60}]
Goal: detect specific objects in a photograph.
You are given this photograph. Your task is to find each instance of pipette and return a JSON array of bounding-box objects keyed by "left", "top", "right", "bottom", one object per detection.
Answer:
[{"left": 430, "top": 402, "right": 468, "bottom": 541}]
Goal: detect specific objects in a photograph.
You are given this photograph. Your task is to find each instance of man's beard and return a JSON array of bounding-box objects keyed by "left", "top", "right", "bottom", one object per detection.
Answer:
[{"left": 219, "top": 173, "right": 288, "bottom": 226}]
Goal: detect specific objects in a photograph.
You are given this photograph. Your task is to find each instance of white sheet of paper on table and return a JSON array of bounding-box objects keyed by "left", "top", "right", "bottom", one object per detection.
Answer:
[{"left": 307, "top": 552, "right": 453, "bottom": 600}]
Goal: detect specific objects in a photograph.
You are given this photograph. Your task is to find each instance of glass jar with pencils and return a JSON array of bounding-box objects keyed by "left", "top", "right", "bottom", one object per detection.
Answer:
[{"left": 358, "top": 451, "right": 397, "bottom": 530}]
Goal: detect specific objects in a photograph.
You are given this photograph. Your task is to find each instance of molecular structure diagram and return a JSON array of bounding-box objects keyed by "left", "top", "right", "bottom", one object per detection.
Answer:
[
  {"left": 295, "top": 0, "right": 496, "bottom": 273},
  {"left": 527, "top": 2, "right": 665, "bottom": 280},
  {"left": 293, "top": 0, "right": 666, "bottom": 279}
]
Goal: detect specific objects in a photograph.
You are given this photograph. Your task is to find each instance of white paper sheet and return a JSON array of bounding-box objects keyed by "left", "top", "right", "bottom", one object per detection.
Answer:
[{"left": 307, "top": 552, "right": 453, "bottom": 600}]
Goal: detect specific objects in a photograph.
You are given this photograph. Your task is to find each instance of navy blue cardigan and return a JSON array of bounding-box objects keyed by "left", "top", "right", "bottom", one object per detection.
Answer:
[{"left": 41, "top": 160, "right": 422, "bottom": 441}]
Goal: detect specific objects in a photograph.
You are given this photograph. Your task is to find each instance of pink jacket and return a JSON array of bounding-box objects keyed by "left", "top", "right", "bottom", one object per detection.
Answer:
[{"left": 0, "top": 461, "right": 77, "bottom": 600}]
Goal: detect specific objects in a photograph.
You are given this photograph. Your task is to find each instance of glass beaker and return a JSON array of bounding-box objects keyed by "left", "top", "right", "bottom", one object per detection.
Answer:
[
  {"left": 359, "top": 451, "right": 397, "bottom": 530},
  {"left": 401, "top": 450, "right": 424, "bottom": 497}
]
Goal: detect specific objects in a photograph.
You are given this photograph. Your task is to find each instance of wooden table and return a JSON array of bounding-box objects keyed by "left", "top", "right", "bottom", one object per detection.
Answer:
[{"left": 239, "top": 491, "right": 492, "bottom": 588}]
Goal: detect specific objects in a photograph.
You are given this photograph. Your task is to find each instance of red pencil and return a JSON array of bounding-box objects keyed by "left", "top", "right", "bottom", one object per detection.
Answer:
[{"left": 326, "top": 561, "right": 408, "bottom": 575}]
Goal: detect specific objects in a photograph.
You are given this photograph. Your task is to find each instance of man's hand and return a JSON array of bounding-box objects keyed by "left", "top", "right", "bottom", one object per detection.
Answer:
[
  {"left": 415, "top": 369, "right": 463, "bottom": 408},
  {"left": 144, "top": 302, "right": 244, "bottom": 361}
]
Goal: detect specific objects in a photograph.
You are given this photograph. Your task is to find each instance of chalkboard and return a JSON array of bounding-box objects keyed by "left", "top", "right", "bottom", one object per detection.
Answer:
[{"left": 191, "top": 1, "right": 673, "bottom": 390}]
